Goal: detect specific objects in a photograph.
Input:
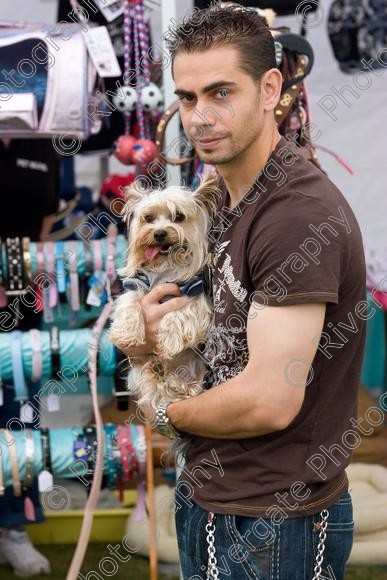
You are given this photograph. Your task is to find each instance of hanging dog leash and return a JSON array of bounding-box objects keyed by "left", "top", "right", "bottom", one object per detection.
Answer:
[
  {"left": 205, "top": 508, "right": 330, "bottom": 580},
  {"left": 66, "top": 302, "right": 112, "bottom": 580}
]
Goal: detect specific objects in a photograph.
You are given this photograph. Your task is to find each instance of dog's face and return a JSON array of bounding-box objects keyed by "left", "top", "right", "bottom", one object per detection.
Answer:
[{"left": 120, "top": 172, "right": 222, "bottom": 280}]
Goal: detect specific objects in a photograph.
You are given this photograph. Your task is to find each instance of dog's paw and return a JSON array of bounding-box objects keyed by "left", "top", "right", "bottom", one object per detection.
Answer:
[
  {"left": 156, "top": 313, "right": 197, "bottom": 358},
  {"left": 108, "top": 303, "right": 146, "bottom": 351},
  {"left": 108, "top": 326, "right": 146, "bottom": 352}
]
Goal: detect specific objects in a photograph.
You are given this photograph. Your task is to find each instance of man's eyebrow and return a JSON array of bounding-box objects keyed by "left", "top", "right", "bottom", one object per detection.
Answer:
[{"left": 174, "top": 81, "right": 238, "bottom": 97}]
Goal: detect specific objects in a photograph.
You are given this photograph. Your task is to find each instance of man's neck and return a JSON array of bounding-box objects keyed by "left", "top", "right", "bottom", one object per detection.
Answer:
[{"left": 217, "top": 128, "right": 281, "bottom": 209}]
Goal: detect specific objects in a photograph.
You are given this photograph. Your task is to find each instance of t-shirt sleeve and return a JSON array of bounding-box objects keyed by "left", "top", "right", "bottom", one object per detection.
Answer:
[{"left": 247, "top": 193, "right": 346, "bottom": 307}]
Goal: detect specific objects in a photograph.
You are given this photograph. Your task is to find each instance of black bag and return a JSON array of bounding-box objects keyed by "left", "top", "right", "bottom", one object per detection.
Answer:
[{"left": 328, "top": 0, "right": 387, "bottom": 73}]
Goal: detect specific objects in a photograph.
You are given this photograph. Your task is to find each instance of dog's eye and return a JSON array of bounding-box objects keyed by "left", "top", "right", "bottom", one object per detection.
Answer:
[
  {"left": 144, "top": 214, "right": 154, "bottom": 223},
  {"left": 174, "top": 212, "right": 185, "bottom": 222}
]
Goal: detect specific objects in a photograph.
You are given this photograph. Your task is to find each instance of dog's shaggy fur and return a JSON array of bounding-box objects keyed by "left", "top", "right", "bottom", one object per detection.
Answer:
[{"left": 108, "top": 172, "right": 221, "bottom": 455}]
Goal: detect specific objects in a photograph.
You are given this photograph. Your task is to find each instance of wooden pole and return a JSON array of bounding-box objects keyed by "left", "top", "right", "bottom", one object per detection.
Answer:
[{"left": 145, "top": 423, "right": 158, "bottom": 580}]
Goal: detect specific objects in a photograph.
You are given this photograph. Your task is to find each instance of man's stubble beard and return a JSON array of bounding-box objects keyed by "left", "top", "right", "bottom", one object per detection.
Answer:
[{"left": 196, "top": 123, "right": 261, "bottom": 166}]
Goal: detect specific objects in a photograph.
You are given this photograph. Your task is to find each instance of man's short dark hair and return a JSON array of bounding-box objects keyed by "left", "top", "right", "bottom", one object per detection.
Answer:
[{"left": 165, "top": 1, "right": 276, "bottom": 83}]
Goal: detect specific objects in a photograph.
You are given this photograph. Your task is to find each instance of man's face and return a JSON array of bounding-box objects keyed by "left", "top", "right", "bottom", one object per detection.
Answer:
[{"left": 173, "top": 45, "right": 265, "bottom": 166}]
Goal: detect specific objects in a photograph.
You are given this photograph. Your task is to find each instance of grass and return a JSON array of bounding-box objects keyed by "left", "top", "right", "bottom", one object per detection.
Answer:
[
  {"left": 0, "top": 544, "right": 385, "bottom": 579},
  {"left": 345, "top": 568, "right": 387, "bottom": 580},
  {"left": 0, "top": 544, "right": 177, "bottom": 580}
]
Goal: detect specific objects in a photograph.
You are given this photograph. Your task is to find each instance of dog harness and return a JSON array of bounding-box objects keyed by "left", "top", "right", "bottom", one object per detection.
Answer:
[{"left": 122, "top": 271, "right": 208, "bottom": 303}]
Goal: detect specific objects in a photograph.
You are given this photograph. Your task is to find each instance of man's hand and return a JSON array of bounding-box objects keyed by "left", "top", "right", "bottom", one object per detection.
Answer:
[{"left": 122, "top": 283, "right": 192, "bottom": 361}]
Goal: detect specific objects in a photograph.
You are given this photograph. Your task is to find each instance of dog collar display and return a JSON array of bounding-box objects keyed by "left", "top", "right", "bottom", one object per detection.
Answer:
[
  {"left": 44, "top": 241, "right": 58, "bottom": 308},
  {"left": 132, "top": 424, "right": 147, "bottom": 522},
  {"left": 55, "top": 241, "right": 66, "bottom": 294},
  {"left": 93, "top": 240, "right": 103, "bottom": 272},
  {"left": 11, "top": 331, "right": 28, "bottom": 403},
  {"left": 123, "top": 271, "right": 208, "bottom": 300},
  {"left": 83, "top": 242, "right": 93, "bottom": 277},
  {"left": 117, "top": 425, "right": 137, "bottom": 483},
  {"left": 0, "top": 438, "right": 4, "bottom": 495},
  {"left": 40, "top": 428, "right": 53, "bottom": 493},
  {"left": 0, "top": 238, "right": 3, "bottom": 287},
  {"left": 36, "top": 242, "right": 45, "bottom": 275},
  {"left": 5, "top": 237, "right": 26, "bottom": 295},
  {"left": 80, "top": 426, "right": 97, "bottom": 482},
  {"left": 23, "top": 429, "right": 36, "bottom": 521},
  {"left": 114, "top": 348, "right": 130, "bottom": 411},
  {"left": 104, "top": 423, "right": 119, "bottom": 490},
  {"left": 23, "top": 430, "right": 35, "bottom": 493},
  {"left": 68, "top": 241, "right": 80, "bottom": 312},
  {"left": 50, "top": 326, "right": 60, "bottom": 376},
  {"left": 73, "top": 432, "right": 88, "bottom": 461},
  {"left": 0, "top": 240, "right": 6, "bottom": 308},
  {"left": 82, "top": 242, "right": 93, "bottom": 312},
  {"left": 30, "top": 329, "right": 42, "bottom": 383},
  {"left": 106, "top": 225, "right": 118, "bottom": 282},
  {"left": 3, "top": 429, "right": 21, "bottom": 497},
  {"left": 22, "top": 237, "right": 32, "bottom": 281}
]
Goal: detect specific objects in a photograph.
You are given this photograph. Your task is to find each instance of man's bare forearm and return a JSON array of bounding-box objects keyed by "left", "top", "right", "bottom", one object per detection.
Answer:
[{"left": 167, "top": 370, "right": 280, "bottom": 439}]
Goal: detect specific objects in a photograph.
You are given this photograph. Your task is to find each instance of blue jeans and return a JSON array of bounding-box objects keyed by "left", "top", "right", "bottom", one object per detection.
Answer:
[{"left": 175, "top": 489, "right": 354, "bottom": 580}]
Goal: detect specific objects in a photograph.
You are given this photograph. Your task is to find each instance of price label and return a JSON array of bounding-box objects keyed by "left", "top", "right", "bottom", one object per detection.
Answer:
[
  {"left": 38, "top": 470, "right": 54, "bottom": 493},
  {"left": 85, "top": 26, "right": 122, "bottom": 77}
]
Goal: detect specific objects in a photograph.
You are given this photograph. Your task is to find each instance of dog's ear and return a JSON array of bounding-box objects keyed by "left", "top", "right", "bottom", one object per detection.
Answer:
[
  {"left": 120, "top": 181, "right": 143, "bottom": 223},
  {"left": 193, "top": 171, "right": 223, "bottom": 217}
]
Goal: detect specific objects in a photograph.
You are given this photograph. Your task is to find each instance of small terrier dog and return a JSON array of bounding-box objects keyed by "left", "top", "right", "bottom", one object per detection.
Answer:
[{"left": 108, "top": 172, "right": 221, "bottom": 416}]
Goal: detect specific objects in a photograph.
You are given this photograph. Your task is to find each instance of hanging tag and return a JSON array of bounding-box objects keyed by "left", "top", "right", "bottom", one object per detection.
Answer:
[
  {"left": 86, "top": 288, "right": 102, "bottom": 307},
  {"left": 84, "top": 26, "right": 122, "bottom": 76},
  {"left": 86, "top": 272, "right": 107, "bottom": 307},
  {"left": 24, "top": 496, "right": 36, "bottom": 521},
  {"left": 46, "top": 394, "right": 60, "bottom": 412},
  {"left": 43, "top": 290, "right": 54, "bottom": 323},
  {"left": 43, "top": 306, "right": 54, "bottom": 323},
  {"left": 20, "top": 403, "right": 34, "bottom": 423},
  {"left": 38, "top": 470, "right": 53, "bottom": 493},
  {"left": 101, "top": 0, "right": 123, "bottom": 6},
  {"left": 93, "top": 0, "right": 124, "bottom": 23}
]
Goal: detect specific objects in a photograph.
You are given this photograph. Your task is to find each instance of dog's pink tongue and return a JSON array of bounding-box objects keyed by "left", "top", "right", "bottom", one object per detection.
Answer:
[{"left": 145, "top": 245, "right": 162, "bottom": 260}]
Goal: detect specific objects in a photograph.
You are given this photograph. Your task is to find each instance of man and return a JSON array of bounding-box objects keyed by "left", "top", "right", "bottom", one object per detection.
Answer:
[{"left": 124, "top": 4, "right": 366, "bottom": 579}]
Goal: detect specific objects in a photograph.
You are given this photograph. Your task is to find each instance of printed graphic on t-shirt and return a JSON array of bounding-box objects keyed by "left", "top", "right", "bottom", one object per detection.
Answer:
[
  {"left": 204, "top": 238, "right": 250, "bottom": 386},
  {"left": 204, "top": 320, "right": 249, "bottom": 385}
]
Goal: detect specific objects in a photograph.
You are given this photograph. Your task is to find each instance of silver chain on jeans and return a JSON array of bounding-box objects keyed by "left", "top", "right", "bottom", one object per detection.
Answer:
[
  {"left": 205, "top": 509, "right": 330, "bottom": 580},
  {"left": 312, "top": 509, "right": 330, "bottom": 580},
  {"left": 206, "top": 512, "right": 219, "bottom": 579}
]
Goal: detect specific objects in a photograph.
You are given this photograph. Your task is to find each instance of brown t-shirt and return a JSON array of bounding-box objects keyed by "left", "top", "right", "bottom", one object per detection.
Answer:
[{"left": 180, "top": 136, "right": 366, "bottom": 518}]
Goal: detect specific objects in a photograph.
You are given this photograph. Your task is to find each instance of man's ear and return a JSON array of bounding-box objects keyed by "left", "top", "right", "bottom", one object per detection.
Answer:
[
  {"left": 120, "top": 181, "right": 143, "bottom": 223},
  {"left": 193, "top": 171, "right": 223, "bottom": 218}
]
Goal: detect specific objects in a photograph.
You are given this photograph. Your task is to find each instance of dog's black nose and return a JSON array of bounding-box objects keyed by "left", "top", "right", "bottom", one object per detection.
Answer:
[{"left": 154, "top": 230, "right": 167, "bottom": 242}]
